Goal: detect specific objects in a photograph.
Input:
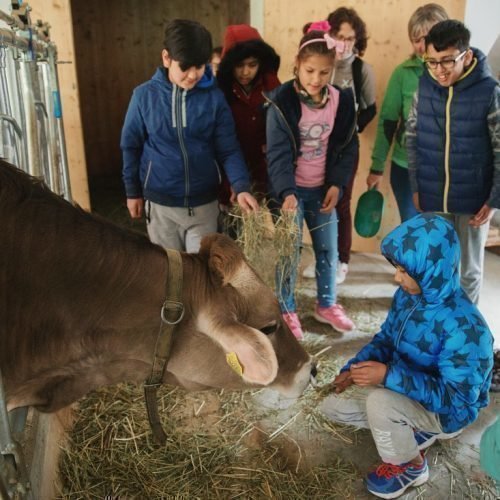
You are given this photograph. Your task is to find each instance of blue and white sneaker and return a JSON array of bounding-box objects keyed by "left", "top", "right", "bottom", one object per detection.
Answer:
[
  {"left": 414, "top": 429, "right": 463, "bottom": 450},
  {"left": 365, "top": 455, "right": 429, "bottom": 499}
]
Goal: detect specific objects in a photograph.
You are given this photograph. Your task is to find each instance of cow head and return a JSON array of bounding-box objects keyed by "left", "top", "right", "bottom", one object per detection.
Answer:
[{"left": 165, "top": 234, "right": 313, "bottom": 399}]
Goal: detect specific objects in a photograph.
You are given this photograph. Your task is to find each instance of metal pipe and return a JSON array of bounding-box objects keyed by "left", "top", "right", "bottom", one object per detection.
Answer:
[
  {"left": 38, "top": 61, "right": 60, "bottom": 193},
  {"left": 5, "top": 45, "right": 29, "bottom": 170},
  {"left": 47, "top": 46, "right": 72, "bottom": 201},
  {"left": 0, "top": 8, "right": 26, "bottom": 31},
  {"left": 18, "top": 58, "right": 41, "bottom": 176},
  {"left": 0, "top": 370, "right": 32, "bottom": 499},
  {"left": 0, "top": 27, "right": 48, "bottom": 57},
  {"left": 0, "top": 113, "right": 23, "bottom": 138}
]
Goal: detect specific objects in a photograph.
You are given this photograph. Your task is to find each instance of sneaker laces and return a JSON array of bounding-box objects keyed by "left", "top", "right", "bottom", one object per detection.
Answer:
[{"left": 374, "top": 462, "right": 410, "bottom": 479}]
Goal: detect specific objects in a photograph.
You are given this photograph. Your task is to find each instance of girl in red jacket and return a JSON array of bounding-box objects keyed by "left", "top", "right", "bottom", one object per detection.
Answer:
[{"left": 217, "top": 25, "right": 281, "bottom": 206}]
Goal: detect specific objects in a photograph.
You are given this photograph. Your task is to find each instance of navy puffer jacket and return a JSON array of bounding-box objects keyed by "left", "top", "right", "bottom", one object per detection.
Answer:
[
  {"left": 342, "top": 214, "right": 493, "bottom": 433},
  {"left": 121, "top": 67, "right": 250, "bottom": 208},
  {"left": 415, "top": 49, "right": 498, "bottom": 214}
]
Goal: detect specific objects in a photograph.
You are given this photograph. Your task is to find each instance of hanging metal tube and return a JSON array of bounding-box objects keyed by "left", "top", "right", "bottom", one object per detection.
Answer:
[
  {"left": 18, "top": 58, "right": 40, "bottom": 176},
  {"left": 47, "top": 45, "right": 72, "bottom": 201},
  {"left": 0, "top": 27, "right": 48, "bottom": 57}
]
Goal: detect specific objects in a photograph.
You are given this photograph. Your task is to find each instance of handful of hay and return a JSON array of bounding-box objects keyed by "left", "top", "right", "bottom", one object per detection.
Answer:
[
  {"left": 225, "top": 205, "right": 300, "bottom": 261},
  {"left": 272, "top": 209, "right": 300, "bottom": 258}
]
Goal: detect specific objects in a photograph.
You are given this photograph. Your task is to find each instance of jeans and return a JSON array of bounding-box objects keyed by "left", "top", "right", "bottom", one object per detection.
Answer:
[
  {"left": 390, "top": 161, "right": 418, "bottom": 222},
  {"left": 276, "top": 186, "right": 338, "bottom": 312}
]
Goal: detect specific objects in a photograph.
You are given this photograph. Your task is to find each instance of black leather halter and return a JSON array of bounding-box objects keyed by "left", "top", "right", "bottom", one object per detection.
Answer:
[{"left": 144, "top": 249, "right": 184, "bottom": 444}]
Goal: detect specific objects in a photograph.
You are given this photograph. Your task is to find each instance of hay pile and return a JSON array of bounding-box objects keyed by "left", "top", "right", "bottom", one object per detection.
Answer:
[
  {"left": 57, "top": 206, "right": 498, "bottom": 499},
  {"left": 58, "top": 349, "right": 360, "bottom": 499}
]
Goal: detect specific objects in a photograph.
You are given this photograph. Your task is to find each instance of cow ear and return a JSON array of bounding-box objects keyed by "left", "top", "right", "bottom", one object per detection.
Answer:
[
  {"left": 200, "top": 233, "right": 247, "bottom": 286},
  {"left": 205, "top": 322, "right": 279, "bottom": 385}
]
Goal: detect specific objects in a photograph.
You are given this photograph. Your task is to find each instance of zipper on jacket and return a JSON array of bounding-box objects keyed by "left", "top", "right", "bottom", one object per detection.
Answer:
[
  {"left": 173, "top": 85, "right": 191, "bottom": 208},
  {"left": 443, "top": 86, "right": 453, "bottom": 213},
  {"left": 395, "top": 296, "right": 422, "bottom": 349},
  {"left": 144, "top": 160, "right": 153, "bottom": 190}
]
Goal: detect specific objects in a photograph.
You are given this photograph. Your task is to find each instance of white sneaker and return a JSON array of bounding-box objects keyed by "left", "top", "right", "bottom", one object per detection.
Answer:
[
  {"left": 336, "top": 262, "right": 348, "bottom": 284},
  {"left": 302, "top": 263, "right": 315, "bottom": 279}
]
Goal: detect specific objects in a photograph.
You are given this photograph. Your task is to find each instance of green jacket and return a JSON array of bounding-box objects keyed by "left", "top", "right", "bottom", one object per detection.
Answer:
[{"left": 370, "top": 56, "right": 423, "bottom": 173}]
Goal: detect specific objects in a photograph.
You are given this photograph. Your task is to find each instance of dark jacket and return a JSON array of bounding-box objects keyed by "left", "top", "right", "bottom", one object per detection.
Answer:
[
  {"left": 407, "top": 49, "right": 499, "bottom": 214},
  {"left": 265, "top": 80, "right": 359, "bottom": 201},
  {"left": 121, "top": 67, "right": 250, "bottom": 208},
  {"left": 342, "top": 214, "right": 493, "bottom": 433},
  {"left": 217, "top": 25, "right": 280, "bottom": 203}
]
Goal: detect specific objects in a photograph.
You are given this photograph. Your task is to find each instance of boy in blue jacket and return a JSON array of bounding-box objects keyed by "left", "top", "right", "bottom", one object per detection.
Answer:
[
  {"left": 406, "top": 20, "right": 500, "bottom": 305},
  {"left": 121, "top": 19, "right": 258, "bottom": 252},
  {"left": 320, "top": 213, "right": 493, "bottom": 499}
]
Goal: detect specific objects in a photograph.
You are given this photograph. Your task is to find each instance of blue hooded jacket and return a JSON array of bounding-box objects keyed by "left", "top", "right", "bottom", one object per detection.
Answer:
[
  {"left": 121, "top": 67, "right": 251, "bottom": 208},
  {"left": 342, "top": 214, "right": 493, "bottom": 432}
]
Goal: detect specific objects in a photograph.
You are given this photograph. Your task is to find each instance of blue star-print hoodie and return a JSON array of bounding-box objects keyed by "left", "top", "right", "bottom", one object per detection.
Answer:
[{"left": 342, "top": 214, "right": 493, "bottom": 432}]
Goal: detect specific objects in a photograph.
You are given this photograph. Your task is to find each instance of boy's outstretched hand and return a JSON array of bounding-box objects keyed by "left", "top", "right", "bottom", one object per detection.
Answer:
[
  {"left": 332, "top": 370, "right": 353, "bottom": 393},
  {"left": 237, "top": 192, "right": 260, "bottom": 213},
  {"left": 350, "top": 361, "right": 387, "bottom": 386}
]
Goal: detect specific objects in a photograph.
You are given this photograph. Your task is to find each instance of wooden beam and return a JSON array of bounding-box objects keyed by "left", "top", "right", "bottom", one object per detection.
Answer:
[{"left": 29, "top": 0, "right": 90, "bottom": 210}]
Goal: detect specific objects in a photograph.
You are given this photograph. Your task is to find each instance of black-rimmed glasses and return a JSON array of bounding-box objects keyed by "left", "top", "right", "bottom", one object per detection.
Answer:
[{"left": 424, "top": 50, "right": 467, "bottom": 70}]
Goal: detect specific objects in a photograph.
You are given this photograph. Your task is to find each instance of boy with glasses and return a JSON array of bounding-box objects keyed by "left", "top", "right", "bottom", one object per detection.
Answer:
[{"left": 406, "top": 20, "right": 500, "bottom": 304}]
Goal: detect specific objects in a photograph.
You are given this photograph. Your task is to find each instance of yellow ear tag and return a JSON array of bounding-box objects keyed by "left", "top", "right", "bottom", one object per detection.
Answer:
[{"left": 226, "top": 352, "right": 244, "bottom": 377}]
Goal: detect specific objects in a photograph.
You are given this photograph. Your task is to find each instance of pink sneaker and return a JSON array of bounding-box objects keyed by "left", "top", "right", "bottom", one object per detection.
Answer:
[
  {"left": 282, "top": 312, "right": 304, "bottom": 340},
  {"left": 314, "top": 304, "right": 355, "bottom": 333}
]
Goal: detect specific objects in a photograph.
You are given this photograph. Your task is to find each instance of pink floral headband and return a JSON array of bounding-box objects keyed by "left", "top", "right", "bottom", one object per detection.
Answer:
[{"left": 299, "top": 21, "right": 345, "bottom": 53}]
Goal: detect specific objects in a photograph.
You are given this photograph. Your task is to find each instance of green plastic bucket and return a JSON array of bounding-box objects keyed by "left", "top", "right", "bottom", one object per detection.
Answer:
[{"left": 354, "top": 188, "right": 384, "bottom": 238}]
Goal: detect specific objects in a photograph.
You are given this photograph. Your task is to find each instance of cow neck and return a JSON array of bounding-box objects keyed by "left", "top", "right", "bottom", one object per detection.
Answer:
[{"left": 144, "top": 248, "right": 184, "bottom": 445}]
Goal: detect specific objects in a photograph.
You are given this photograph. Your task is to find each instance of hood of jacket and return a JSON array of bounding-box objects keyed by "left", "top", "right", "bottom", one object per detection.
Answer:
[
  {"left": 217, "top": 25, "right": 280, "bottom": 97},
  {"left": 381, "top": 214, "right": 461, "bottom": 304}
]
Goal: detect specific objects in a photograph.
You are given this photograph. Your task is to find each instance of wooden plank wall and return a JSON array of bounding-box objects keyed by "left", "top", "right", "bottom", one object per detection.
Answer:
[
  {"left": 29, "top": 0, "right": 90, "bottom": 210},
  {"left": 71, "top": 0, "right": 249, "bottom": 178},
  {"left": 264, "top": 0, "right": 465, "bottom": 252}
]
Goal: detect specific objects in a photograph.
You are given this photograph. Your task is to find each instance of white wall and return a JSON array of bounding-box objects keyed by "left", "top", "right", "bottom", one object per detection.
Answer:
[{"left": 464, "top": 0, "right": 500, "bottom": 54}]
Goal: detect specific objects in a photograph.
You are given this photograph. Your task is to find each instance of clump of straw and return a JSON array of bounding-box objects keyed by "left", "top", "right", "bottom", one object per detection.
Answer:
[
  {"left": 229, "top": 204, "right": 271, "bottom": 264},
  {"left": 57, "top": 384, "right": 359, "bottom": 499},
  {"left": 273, "top": 209, "right": 300, "bottom": 258}
]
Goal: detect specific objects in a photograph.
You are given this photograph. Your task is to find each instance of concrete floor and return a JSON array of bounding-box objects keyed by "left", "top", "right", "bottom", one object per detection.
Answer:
[{"left": 296, "top": 246, "right": 500, "bottom": 498}]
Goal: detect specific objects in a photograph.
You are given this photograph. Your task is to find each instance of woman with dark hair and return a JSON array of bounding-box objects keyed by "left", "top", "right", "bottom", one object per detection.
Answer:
[
  {"left": 217, "top": 25, "right": 280, "bottom": 206},
  {"left": 303, "top": 7, "right": 376, "bottom": 284}
]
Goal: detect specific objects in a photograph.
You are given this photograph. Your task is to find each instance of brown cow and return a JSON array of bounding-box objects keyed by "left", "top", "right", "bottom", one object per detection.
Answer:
[{"left": 0, "top": 161, "right": 313, "bottom": 414}]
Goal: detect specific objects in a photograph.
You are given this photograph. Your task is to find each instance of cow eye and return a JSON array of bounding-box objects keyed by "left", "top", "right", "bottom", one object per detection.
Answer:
[{"left": 260, "top": 322, "right": 278, "bottom": 335}]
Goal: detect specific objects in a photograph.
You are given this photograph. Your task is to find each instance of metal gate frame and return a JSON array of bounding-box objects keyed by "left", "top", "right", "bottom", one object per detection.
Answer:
[{"left": 1, "top": 2, "right": 74, "bottom": 497}]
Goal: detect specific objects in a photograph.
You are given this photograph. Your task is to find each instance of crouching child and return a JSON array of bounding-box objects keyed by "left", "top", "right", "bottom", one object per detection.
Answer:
[{"left": 320, "top": 213, "right": 494, "bottom": 499}]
